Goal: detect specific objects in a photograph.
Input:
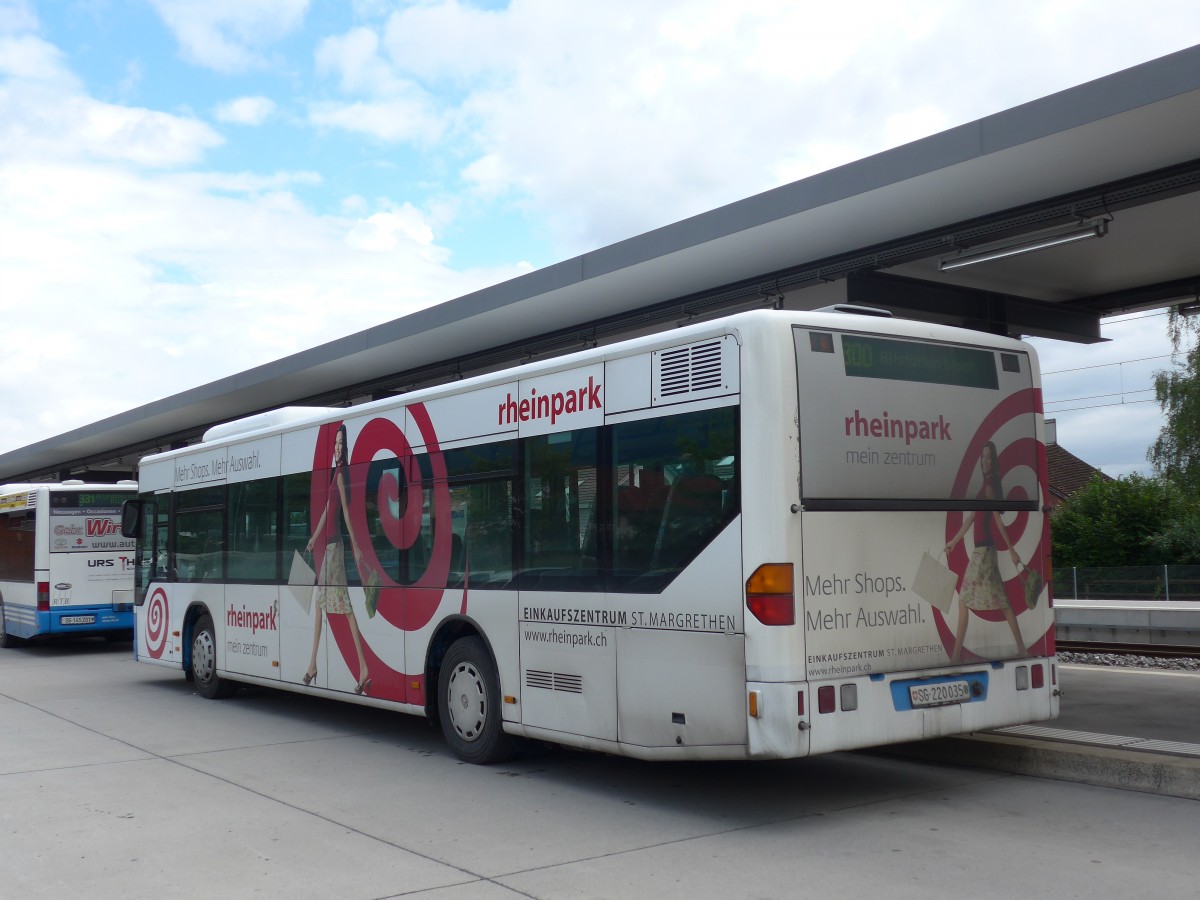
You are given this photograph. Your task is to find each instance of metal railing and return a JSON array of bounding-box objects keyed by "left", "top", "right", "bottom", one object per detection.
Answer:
[{"left": 1052, "top": 565, "right": 1200, "bottom": 601}]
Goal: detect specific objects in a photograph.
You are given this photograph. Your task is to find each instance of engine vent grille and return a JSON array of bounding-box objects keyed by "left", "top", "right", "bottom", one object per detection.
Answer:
[
  {"left": 652, "top": 335, "right": 736, "bottom": 406},
  {"left": 525, "top": 670, "right": 584, "bottom": 693},
  {"left": 658, "top": 340, "right": 723, "bottom": 396}
]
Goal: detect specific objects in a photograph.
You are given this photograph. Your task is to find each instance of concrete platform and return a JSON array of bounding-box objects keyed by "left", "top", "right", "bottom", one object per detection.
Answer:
[
  {"left": 885, "top": 663, "right": 1200, "bottom": 800},
  {"left": 1055, "top": 598, "right": 1200, "bottom": 649}
]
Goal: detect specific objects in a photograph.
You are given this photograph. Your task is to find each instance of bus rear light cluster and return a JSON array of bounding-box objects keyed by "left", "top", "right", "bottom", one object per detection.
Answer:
[
  {"left": 745, "top": 564, "right": 795, "bottom": 626},
  {"left": 1015, "top": 664, "right": 1046, "bottom": 690},
  {"left": 818, "top": 685, "right": 835, "bottom": 714},
  {"left": 817, "top": 683, "right": 859, "bottom": 714},
  {"left": 36, "top": 581, "right": 49, "bottom": 612},
  {"left": 840, "top": 684, "right": 858, "bottom": 711}
]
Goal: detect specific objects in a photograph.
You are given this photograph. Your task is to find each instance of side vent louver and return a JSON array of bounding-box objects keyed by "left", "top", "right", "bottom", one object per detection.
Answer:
[
  {"left": 525, "top": 670, "right": 584, "bottom": 693},
  {"left": 659, "top": 340, "right": 723, "bottom": 396},
  {"left": 653, "top": 336, "right": 735, "bottom": 405}
]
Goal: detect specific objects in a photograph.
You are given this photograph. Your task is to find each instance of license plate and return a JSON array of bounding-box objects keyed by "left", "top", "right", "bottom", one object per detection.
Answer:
[
  {"left": 60, "top": 615, "right": 96, "bottom": 625},
  {"left": 909, "top": 680, "right": 971, "bottom": 708}
]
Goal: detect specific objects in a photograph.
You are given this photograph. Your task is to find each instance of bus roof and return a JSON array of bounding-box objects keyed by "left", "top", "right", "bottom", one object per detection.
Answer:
[{"left": 140, "top": 308, "right": 1035, "bottom": 463}]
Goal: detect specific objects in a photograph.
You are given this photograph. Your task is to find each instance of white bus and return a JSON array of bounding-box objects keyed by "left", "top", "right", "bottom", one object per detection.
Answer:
[
  {"left": 0, "top": 481, "right": 137, "bottom": 646},
  {"left": 122, "top": 309, "right": 1058, "bottom": 762}
]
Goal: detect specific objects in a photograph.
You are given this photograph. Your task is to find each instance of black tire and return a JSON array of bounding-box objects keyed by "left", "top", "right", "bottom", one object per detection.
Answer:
[
  {"left": 0, "top": 604, "right": 16, "bottom": 648},
  {"left": 191, "top": 613, "right": 236, "bottom": 699},
  {"left": 438, "top": 636, "right": 516, "bottom": 764}
]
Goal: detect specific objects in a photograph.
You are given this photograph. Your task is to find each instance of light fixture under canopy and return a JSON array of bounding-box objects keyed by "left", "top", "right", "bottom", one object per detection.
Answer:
[{"left": 939, "top": 218, "right": 1109, "bottom": 272}]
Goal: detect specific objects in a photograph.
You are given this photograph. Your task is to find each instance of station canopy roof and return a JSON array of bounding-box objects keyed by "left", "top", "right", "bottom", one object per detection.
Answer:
[{"left": 5, "top": 44, "right": 1200, "bottom": 483}]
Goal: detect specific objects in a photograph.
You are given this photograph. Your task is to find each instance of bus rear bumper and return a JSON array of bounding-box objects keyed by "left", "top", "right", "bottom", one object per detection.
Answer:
[
  {"left": 45, "top": 607, "right": 134, "bottom": 636},
  {"left": 747, "top": 657, "right": 1060, "bottom": 759}
]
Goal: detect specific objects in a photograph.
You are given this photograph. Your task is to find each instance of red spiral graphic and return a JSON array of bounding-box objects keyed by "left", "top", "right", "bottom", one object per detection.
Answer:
[
  {"left": 144, "top": 587, "right": 169, "bottom": 659},
  {"left": 310, "top": 403, "right": 454, "bottom": 706}
]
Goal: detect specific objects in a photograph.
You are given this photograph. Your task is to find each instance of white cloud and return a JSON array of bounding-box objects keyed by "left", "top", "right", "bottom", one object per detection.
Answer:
[
  {"left": 301, "top": 0, "right": 1200, "bottom": 257},
  {"left": 315, "top": 26, "right": 396, "bottom": 94},
  {"left": 0, "top": 32, "right": 78, "bottom": 86},
  {"left": 310, "top": 26, "right": 443, "bottom": 142},
  {"left": 148, "top": 0, "right": 311, "bottom": 73},
  {"left": 345, "top": 203, "right": 441, "bottom": 258},
  {"left": 0, "top": 154, "right": 524, "bottom": 453},
  {"left": 0, "top": 11, "right": 525, "bottom": 454},
  {"left": 308, "top": 96, "right": 443, "bottom": 143},
  {"left": 0, "top": 83, "right": 223, "bottom": 166},
  {"left": 213, "top": 95, "right": 277, "bottom": 125},
  {"left": 0, "top": 0, "right": 38, "bottom": 35}
]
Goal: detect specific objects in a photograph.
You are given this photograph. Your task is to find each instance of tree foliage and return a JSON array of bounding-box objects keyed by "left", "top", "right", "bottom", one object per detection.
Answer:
[
  {"left": 1149, "top": 308, "right": 1200, "bottom": 496},
  {"left": 1051, "top": 473, "right": 1195, "bottom": 567}
]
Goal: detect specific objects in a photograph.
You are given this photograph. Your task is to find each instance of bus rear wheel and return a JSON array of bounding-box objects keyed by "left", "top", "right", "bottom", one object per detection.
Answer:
[
  {"left": 438, "top": 636, "right": 516, "bottom": 764},
  {"left": 0, "top": 604, "right": 18, "bottom": 648},
  {"left": 191, "top": 613, "right": 236, "bottom": 699}
]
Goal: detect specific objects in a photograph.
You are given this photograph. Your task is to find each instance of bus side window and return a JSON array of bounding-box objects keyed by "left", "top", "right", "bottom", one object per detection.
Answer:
[
  {"left": 650, "top": 475, "right": 725, "bottom": 571},
  {"left": 442, "top": 443, "right": 516, "bottom": 590},
  {"left": 522, "top": 429, "right": 600, "bottom": 591},
  {"left": 0, "top": 512, "right": 35, "bottom": 583},
  {"left": 173, "top": 487, "right": 226, "bottom": 583},
  {"left": 611, "top": 406, "right": 738, "bottom": 591}
]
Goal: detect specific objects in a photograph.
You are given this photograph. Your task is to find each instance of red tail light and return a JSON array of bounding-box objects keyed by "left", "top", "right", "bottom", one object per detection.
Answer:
[
  {"left": 37, "top": 581, "right": 49, "bottom": 612},
  {"left": 818, "top": 685, "right": 836, "bottom": 714},
  {"left": 746, "top": 564, "right": 795, "bottom": 626}
]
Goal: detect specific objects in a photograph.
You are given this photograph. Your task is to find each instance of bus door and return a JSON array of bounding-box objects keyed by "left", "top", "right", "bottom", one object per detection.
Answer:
[
  {"left": 608, "top": 403, "right": 746, "bottom": 751},
  {"left": 0, "top": 500, "right": 37, "bottom": 639},
  {"left": 517, "top": 426, "right": 618, "bottom": 742},
  {"left": 222, "top": 458, "right": 282, "bottom": 682}
]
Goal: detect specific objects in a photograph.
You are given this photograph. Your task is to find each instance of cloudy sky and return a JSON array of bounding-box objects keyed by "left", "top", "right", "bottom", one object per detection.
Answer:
[{"left": 2, "top": 1, "right": 1199, "bottom": 477}]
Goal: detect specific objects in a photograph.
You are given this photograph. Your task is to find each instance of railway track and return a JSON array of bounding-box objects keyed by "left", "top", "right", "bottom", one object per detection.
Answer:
[{"left": 1055, "top": 639, "right": 1200, "bottom": 661}]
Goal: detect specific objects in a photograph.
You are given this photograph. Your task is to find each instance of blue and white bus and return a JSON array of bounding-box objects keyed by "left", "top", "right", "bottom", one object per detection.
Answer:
[{"left": 0, "top": 481, "right": 137, "bottom": 646}]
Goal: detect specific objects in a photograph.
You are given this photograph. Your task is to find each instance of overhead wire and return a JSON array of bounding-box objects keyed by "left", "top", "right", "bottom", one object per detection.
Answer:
[{"left": 1039, "top": 309, "right": 1182, "bottom": 412}]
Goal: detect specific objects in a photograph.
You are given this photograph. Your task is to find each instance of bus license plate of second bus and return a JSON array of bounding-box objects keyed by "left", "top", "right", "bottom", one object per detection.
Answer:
[
  {"left": 909, "top": 680, "right": 971, "bottom": 708},
  {"left": 61, "top": 615, "right": 96, "bottom": 625}
]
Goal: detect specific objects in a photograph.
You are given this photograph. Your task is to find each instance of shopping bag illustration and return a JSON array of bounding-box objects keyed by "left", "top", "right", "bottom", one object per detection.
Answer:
[
  {"left": 1019, "top": 563, "right": 1044, "bottom": 608},
  {"left": 911, "top": 551, "right": 956, "bottom": 613},
  {"left": 363, "top": 568, "right": 382, "bottom": 618},
  {"left": 287, "top": 550, "right": 315, "bottom": 614}
]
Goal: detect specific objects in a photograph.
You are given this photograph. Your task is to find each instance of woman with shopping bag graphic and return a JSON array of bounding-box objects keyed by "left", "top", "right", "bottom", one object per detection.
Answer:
[
  {"left": 302, "top": 424, "right": 372, "bottom": 695},
  {"left": 944, "top": 441, "right": 1029, "bottom": 664}
]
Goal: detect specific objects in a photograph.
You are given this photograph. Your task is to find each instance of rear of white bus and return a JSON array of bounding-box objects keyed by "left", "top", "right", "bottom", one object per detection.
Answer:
[
  {"left": 42, "top": 488, "right": 137, "bottom": 639},
  {"left": 739, "top": 312, "right": 1059, "bottom": 758},
  {"left": 0, "top": 485, "right": 135, "bottom": 644}
]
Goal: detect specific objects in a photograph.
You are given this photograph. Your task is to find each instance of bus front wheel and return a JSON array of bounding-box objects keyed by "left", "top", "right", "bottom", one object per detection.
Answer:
[
  {"left": 438, "top": 636, "right": 516, "bottom": 764},
  {"left": 191, "top": 613, "right": 236, "bottom": 699}
]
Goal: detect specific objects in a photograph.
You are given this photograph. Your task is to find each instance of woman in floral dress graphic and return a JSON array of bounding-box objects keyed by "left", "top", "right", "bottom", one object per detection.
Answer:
[
  {"left": 944, "top": 441, "right": 1029, "bottom": 664},
  {"left": 303, "top": 424, "right": 371, "bottom": 695}
]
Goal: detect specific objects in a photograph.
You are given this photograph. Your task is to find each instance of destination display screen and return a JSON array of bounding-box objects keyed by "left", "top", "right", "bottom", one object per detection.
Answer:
[
  {"left": 841, "top": 335, "right": 1000, "bottom": 390},
  {"left": 49, "top": 492, "right": 132, "bottom": 510}
]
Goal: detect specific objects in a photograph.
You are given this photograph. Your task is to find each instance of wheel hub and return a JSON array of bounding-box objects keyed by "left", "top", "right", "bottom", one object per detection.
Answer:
[{"left": 447, "top": 662, "right": 485, "bottom": 741}]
